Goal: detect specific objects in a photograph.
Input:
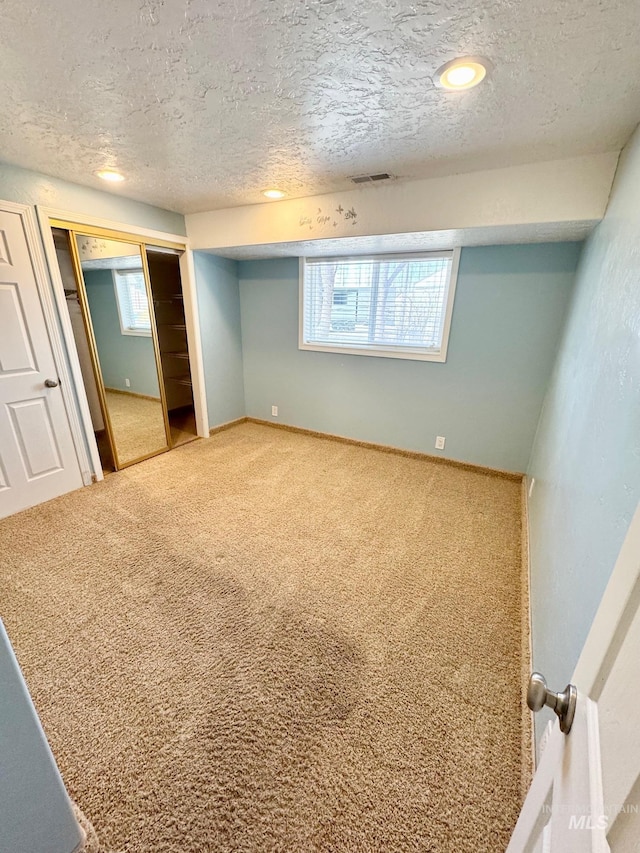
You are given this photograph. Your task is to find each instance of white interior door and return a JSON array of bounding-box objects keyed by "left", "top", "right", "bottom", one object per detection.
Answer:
[
  {"left": 0, "top": 203, "right": 83, "bottom": 519},
  {"left": 509, "top": 501, "right": 640, "bottom": 851}
]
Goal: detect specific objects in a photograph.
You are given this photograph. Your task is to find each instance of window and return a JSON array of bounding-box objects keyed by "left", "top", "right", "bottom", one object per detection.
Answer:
[
  {"left": 299, "top": 250, "right": 459, "bottom": 361},
  {"left": 112, "top": 269, "right": 151, "bottom": 336}
]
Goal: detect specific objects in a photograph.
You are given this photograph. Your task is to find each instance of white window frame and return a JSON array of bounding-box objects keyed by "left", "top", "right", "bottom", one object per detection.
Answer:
[
  {"left": 112, "top": 268, "right": 152, "bottom": 337},
  {"left": 298, "top": 248, "right": 460, "bottom": 362}
]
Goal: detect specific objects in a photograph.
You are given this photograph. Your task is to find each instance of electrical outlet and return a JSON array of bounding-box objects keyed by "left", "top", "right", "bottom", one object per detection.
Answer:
[
  {"left": 271, "top": 405, "right": 278, "bottom": 417},
  {"left": 528, "top": 477, "right": 536, "bottom": 498},
  {"left": 125, "top": 378, "right": 131, "bottom": 388},
  {"left": 435, "top": 435, "right": 446, "bottom": 450}
]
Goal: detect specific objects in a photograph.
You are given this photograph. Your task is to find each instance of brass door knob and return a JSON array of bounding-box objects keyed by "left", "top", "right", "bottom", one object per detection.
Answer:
[
  {"left": 44, "top": 378, "right": 59, "bottom": 388},
  {"left": 527, "top": 672, "right": 577, "bottom": 734}
]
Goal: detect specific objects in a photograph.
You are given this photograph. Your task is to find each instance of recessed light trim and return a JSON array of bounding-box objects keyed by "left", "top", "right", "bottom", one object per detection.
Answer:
[
  {"left": 263, "top": 189, "right": 287, "bottom": 199},
  {"left": 95, "top": 169, "right": 125, "bottom": 183},
  {"left": 436, "top": 57, "right": 491, "bottom": 91}
]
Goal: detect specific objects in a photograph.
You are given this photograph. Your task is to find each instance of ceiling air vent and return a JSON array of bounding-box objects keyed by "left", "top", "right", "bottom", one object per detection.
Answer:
[{"left": 350, "top": 173, "right": 393, "bottom": 184}]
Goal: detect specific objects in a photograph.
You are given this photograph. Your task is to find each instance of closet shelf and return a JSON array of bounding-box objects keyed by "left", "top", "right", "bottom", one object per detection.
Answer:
[
  {"left": 162, "top": 351, "right": 190, "bottom": 359},
  {"left": 166, "top": 375, "right": 192, "bottom": 386},
  {"left": 154, "top": 296, "right": 184, "bottom": 304},
  {"left": 158, "top": 323, "right": 187, "bottom": 330}
]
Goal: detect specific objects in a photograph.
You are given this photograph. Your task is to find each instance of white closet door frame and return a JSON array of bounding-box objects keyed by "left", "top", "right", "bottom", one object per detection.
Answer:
[{"left": 36, "top": 207, "right": 210, "bottom": 482}]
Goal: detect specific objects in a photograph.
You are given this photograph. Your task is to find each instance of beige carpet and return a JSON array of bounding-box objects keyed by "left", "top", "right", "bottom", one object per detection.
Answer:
[
  {"left": 104, "top": 389, "right": 167, "bottom": 464},
  {"left": 0, "top": 423, "right": 525, "bottom": 852}
]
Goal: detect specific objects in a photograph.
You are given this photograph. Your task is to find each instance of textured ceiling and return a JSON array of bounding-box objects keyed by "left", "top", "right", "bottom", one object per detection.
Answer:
[{"left": 1, "top": 0, "right": 639, "bottom": 214}]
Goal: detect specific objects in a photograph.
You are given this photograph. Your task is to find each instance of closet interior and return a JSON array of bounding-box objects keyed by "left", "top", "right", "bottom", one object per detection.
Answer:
[
  {"left": 147, "top": 249, "right": 197, "bottom": 447},
  {"left": 52, "top": 225, "right": 198, "bottom": 476}
]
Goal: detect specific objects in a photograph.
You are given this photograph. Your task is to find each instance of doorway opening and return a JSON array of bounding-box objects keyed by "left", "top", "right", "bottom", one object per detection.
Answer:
[{"left": 146, "top": 249, "right": 198, "bottom": 448}]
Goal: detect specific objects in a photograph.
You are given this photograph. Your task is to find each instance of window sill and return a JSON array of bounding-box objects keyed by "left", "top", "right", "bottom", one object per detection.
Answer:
[
  {"left": 298, "top": 342, "right": 447, "bottom": 362},
  {"left": 121, "top": 328, "right": 152, "bottom": 337}
]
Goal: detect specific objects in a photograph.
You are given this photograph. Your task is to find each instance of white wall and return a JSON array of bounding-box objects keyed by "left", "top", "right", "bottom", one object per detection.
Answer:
[
  {"left": 527, "top": 124, "right": 640, "bottom": 739},
  {"left": 186, "top": 153, "right": 617, "bottom": 252}
]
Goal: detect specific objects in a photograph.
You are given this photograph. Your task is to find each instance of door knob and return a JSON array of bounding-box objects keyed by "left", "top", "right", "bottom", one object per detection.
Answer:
[
  {"left": 527, "top": 672, "right": 577, "bottom": 734},
  {"left": 44, "top": 378, "right": 59, "bottom": 388}
]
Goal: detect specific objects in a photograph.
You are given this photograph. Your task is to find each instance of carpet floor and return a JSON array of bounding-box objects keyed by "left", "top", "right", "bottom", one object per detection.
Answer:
[{"left": 0, "top": 423, "right": 526, "bottom": 852}]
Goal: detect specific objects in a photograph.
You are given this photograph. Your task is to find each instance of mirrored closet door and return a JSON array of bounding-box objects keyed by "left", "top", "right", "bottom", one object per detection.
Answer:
[
  {"left": 52, "top": 224, "right": 198, "bottom": 474},
  {"left": 72, "top": 233, "right": 170, "bottom": 468}
]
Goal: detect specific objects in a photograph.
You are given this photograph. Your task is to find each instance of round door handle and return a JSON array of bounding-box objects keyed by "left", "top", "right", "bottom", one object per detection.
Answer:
[
  {"left": 44, "top": 378, "right": 59, "bottom": 388},
  {"left": 527, "top": 672, "right": 577, "bottom": 734}
]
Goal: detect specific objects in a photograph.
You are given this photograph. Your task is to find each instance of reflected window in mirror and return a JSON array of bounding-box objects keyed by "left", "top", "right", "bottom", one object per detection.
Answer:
[{"left": 113, "top": 269, "right": 152, "bottom": 336}]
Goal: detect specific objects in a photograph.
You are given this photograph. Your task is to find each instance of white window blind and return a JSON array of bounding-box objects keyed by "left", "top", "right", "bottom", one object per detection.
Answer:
[
  {"left": 300, "top": 251, "right": 459, "bottom": 361},
  {"left": 113, "top": 269, "right": 152, "bottom": 336}
]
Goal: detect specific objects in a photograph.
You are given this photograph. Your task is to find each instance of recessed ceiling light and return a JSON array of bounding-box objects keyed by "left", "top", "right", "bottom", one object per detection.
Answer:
[
  {"left": 95, "top": 169, "right": 125, "bottom": 182},
  {"left": 436, "top": 57, "right": 491, "bottom": 91},
  {"left": 263, "top": 189, "right": 286, "bottom": 199}
]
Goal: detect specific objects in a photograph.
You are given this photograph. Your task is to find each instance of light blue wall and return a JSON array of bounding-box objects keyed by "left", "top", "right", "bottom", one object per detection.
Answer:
[
  {"left": 238, "top": 244, "right": 581, "bottom": 473},
  {"left": 193, "top": 253, "right": 246, "bottom": 428},
  {"left": 0, "top": 161, "right": 185, "bottom": 235},
  {"left": 0, "top": 620, "right": 83, "bottom": 853},
  {"left": 528, "top": 128, "right": 640, "bottom": 739},
  {"left": 84, "top": 269, "right": 160, "bottom": 398}
]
